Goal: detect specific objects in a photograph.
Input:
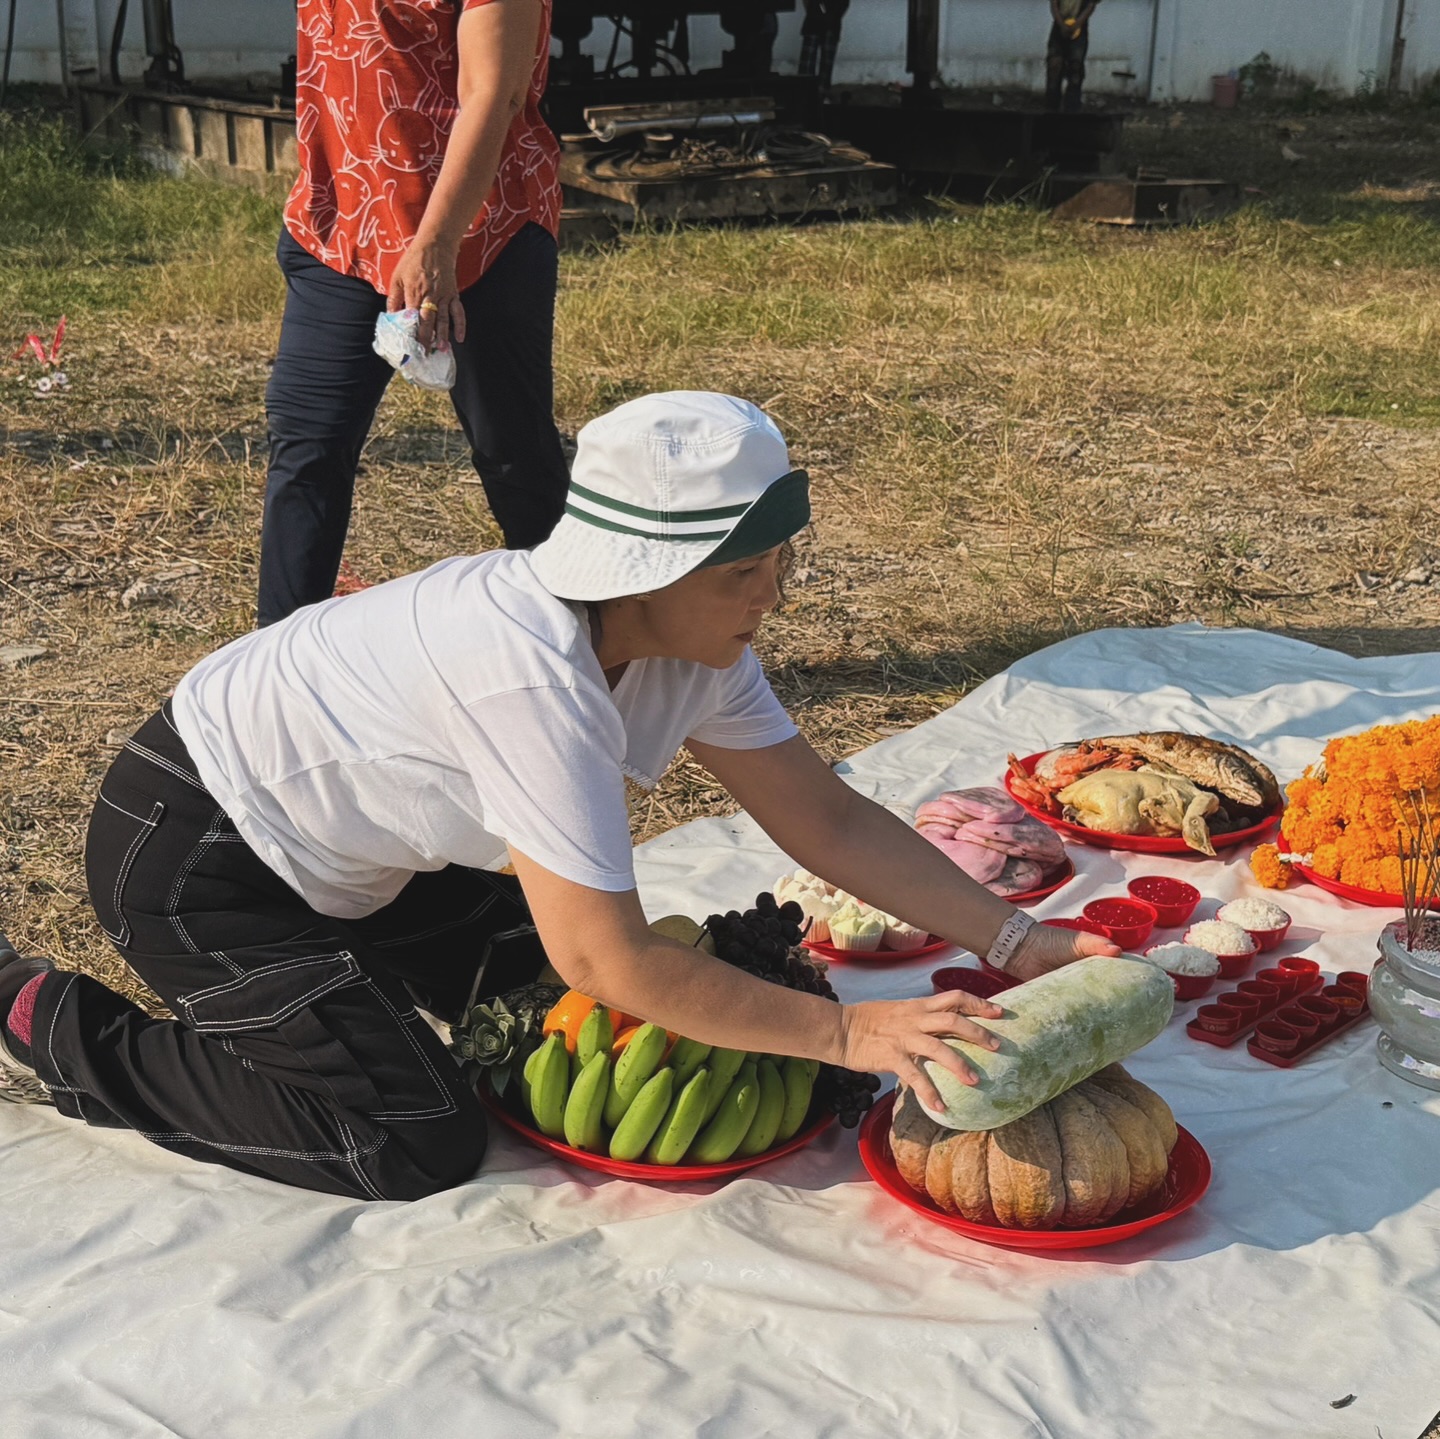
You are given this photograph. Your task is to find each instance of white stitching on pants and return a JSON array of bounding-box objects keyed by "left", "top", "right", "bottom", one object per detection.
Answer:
[
  {"left": 339, "top": 1120, "right": 387, "bottom": 1200},
  {"left": 95, "top": 796, "right": 163, "bottom": 946},
  {"left": 166, "top": 808, "right": 239, "bottom": 955},
  {"left": 133, "top": 1125, "right": 390, "bottom": 1164},
  {"left": 124, "top": 739, "right": 209, "bottom": 792},
  {"left": 177, "top": 952, "right": 364, "bottom": 1032},
  {"left": 38, "top": 972, "right": 79, "bottom": 1090},
  {"left": 368, "top": 891, "right": 499, "bottom": 949},
  {"left": 360, "top": 976, "right": 458, "bottom": 1122}
]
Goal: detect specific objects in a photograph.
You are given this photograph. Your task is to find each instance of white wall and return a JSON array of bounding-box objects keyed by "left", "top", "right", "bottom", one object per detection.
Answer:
[{"left": 2, "top": 0, "right": 1435, "bottom": 102}]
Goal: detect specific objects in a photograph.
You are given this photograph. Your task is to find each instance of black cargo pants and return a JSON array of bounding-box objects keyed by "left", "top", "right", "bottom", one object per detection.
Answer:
[{"left": 26, "top": 703, "right": 530, "bottom": 1200}]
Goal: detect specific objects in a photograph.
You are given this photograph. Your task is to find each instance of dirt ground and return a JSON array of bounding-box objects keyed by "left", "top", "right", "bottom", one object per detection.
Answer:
[{"left": 2, "top": 101, "right": 1439, "bottom": 1007}]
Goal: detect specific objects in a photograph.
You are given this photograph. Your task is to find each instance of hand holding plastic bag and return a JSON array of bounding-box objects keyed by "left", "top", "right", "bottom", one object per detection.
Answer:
[{"left": 372, "top": 309, "right": 457, "bottom": 392}]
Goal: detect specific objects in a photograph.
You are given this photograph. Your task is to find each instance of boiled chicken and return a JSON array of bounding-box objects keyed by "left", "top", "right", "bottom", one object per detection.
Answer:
[{"left": 1056, "top": 766, "right": 1221, "bottom": 855}]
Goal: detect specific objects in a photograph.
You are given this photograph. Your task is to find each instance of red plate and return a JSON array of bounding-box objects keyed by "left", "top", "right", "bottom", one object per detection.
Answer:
[
  {"left": 1008, "top": 854, "right": 1076, "bottom": 906},
  {"left": 1004, "top": 752, "right": 1282, "bottom": 854},
  {"left": 859, "top": 1090, "right": 1211, "bottom": 1250},
  {"left": 804, "top": 935, "right": 952, "bottom": 963},
  {"left": 479, "top": 1085, "right": 834, "bottom": 1181},
  {"left": 1276, "top": 835, "right": 1438, "bottom": 910}
]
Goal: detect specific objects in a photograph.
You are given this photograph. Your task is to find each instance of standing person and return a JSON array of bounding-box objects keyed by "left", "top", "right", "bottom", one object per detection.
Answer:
[
  {"left": 1045, "top": 0, "right": 1100, "bottom": 112},
  {"left": 259, "top": 0, "right": 568, "bottom": 627},
  {"left": 0, "top": 393, "right": 1117, "bottom": 1199}
]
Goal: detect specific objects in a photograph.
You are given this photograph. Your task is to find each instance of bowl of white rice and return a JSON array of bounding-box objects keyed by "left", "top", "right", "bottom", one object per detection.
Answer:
[{"left": 1216, "top": 897, "right": 1293, "bottom": 952}]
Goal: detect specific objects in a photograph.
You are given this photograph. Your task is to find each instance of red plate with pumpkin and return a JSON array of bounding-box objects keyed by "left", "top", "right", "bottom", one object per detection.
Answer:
[{"left": 858, "top": 1089, "right": 1211, "bottom": 1251}]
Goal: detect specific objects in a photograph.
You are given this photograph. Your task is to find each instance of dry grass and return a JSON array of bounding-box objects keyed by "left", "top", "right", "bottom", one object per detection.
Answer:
[{"left": 2, "top": 101, "right": 1440, "bottom": 1007}]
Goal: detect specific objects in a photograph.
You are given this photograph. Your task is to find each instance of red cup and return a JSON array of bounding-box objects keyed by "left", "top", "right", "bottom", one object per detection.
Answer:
[
  {"left": 1254, "top": 1020, "right": 1301, "bottom": 1056},
  {"left": 1276, "top": 1004, "right": 1320, "bottom": 1042},
  {"left": 1083, "top": 897, "right": 1159, "bottom": 950},
  {"left": 1217, "top": 993, "right": 1262, "bottom": 1024},
  {"left": 1170, "top": 970, "right": 1217, "bottom": 1002},
  {"left": 1215, "top": 949, "right": 1256, "bottom": 980},
  {"left": 1256, "top": 966, "right": 1294, "bottom": 995},
  {"left": 1042, "top": 917, "right": 1108, "bottom": 936},
  {"left": 1237, "top": 979, "right": 1280, "bottom": 1007},
  {"left": 1195, "top": 1003, "right": 1238, "bottom": 1034},
  {"left": 1321, "top": 984, "right": 1363, "bottom": 1019},
  {"left": 1278, "top": 957, "right": 1320, "bottom": 987},
  {"left": 1297, "top": 995, "right": 1341, "bottom": 1031},
  {"left": 1336, "top": 970, "right": 1369, "bottom": 996},
  {"left": 1126, "top": 876, "right": 1202, "bottom": 928},
  {"left": 931, "top": 966, "right": 1012, "bottom": 999}
]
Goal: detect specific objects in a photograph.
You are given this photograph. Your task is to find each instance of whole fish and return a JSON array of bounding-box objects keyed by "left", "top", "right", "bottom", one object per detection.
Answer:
[{"left": 1094, "top": 732, "right": 1279, "bottom": 811}]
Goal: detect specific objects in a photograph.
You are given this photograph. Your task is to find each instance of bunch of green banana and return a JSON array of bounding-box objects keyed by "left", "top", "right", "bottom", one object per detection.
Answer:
[{"left": 518, "top": 1022, "right": 818, "bottom": 1167}]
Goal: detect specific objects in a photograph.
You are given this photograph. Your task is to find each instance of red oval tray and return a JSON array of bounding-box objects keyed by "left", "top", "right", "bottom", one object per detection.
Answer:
[
  {"left": 1004, "top": 752, "right": 1282, "bottom": 854},
  {"left": 1276, "top": 835, "right": 1437, "bottom": 910},
  {"left": 479, "top": 1085, "right": 834, "bottom": 1181},
  {"left": 859, "top": 1090, "right": 1210, "bottom": 1250},
  {"left": 803, "top": 859, "right": 1075, "bottom": 964},
  {"left": 804, "top": 935, "right": 952, "bottom": 963}
]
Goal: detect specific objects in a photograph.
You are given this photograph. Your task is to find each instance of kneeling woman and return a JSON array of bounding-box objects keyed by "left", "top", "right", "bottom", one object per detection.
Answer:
[{"left": 0, "top": 393, "right": 1113, "bottom": 1199}]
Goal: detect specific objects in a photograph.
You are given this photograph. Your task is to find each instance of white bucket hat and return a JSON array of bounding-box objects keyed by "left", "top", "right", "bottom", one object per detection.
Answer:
[{"left": 529, "top": 391, "right": 811, "bottom": 602}]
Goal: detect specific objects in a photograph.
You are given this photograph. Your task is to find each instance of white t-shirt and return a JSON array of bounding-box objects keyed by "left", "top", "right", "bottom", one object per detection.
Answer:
[{"left": 170, "top": 551, "right": 797, "bottom": 919}]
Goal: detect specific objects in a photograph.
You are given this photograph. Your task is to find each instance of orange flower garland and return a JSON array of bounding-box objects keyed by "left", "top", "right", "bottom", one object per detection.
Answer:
[{"left": 1257, "top": 716, "right": 1440, "bottom": 891}]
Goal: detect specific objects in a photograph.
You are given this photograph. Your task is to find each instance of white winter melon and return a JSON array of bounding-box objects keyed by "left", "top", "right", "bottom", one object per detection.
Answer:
[{"left": 921, "top": 957, "right": 1174, "bottom": 1131}]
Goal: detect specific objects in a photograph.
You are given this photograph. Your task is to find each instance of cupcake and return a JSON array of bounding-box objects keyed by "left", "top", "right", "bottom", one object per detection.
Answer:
[
  {"left": 880, "top": 913, "right": 929, "bottom": 951},
  {"left": 796, "top": 889, "right": 842, "bottom": 945},
  {"left": 827, "top": 900, "right": 885, "bottom": 953}
]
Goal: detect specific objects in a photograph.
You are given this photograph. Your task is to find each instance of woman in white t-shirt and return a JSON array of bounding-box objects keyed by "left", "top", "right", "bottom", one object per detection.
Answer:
[{"left": 0, "top": 393, "right": 1115, "bottom": 1198}]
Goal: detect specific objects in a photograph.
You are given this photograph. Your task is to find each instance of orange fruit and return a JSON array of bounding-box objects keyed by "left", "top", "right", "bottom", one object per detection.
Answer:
[{"left": 543, "top": 990, "right": 634, "bottom": 1054}]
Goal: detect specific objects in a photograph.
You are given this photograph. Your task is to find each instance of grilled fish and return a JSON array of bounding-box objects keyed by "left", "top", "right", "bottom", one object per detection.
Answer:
[{"left": 1093, "top": 732, "right": 1279, "bottom": 811}]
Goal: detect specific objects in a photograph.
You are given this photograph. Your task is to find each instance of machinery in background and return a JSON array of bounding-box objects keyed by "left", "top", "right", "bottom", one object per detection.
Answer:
[{"left": 66, "top": 0, "right": 1230, "bottom": 229}]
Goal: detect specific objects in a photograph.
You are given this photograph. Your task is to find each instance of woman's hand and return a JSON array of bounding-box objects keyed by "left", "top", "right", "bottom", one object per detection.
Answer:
[
  {"left": 1003, "top": 924, "right": 1120, "bottom": 983},
  {"left": 837, "top": 990, "right": 1006, "bottom": 1113},
  {"left": 387, "top": 238, "right": 466, "bottom": 350}
]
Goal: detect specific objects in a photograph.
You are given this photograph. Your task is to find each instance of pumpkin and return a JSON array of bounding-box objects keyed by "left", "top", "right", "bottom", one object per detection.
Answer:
[{"left": 890, "top": 1064, "right": 1178, "bottom": 1229}]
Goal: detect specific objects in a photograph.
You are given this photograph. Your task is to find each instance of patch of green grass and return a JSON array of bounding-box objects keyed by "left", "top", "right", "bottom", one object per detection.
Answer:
[{"left": 0, "top": 107, "right": 282, "bottom": 324}]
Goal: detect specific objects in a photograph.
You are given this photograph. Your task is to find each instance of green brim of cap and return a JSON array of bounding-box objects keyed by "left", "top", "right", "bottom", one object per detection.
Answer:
[{"left": 697, "top": 470, "right": 810, "bottom": 568}]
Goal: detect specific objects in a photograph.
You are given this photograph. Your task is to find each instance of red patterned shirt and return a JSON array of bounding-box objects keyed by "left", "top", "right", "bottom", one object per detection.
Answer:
[{"left": 284, "top": 0, "right": 560, "bottom": 296}]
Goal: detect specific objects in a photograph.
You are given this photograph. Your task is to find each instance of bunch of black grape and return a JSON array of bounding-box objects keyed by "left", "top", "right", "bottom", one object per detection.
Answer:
[{"left": 703, "top": 891, "right": 880, "bottom": 1127}]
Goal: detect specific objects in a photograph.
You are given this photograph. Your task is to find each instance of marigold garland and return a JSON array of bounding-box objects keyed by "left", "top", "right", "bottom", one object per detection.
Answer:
[{"left": 1263, "top": 715, "right": 1440, "bottom": 892}]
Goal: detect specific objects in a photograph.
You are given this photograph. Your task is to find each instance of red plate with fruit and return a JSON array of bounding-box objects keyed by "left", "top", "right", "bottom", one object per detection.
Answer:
[
  {"left": 480, "top": 1085, "right": 834, "bottom": 1181},
  {"left": 1004, "top": 752, "right": 1281, "bottom": 854},
  {"left": 858, "top": 1090, "right": 1211, "bottom": 1250}
]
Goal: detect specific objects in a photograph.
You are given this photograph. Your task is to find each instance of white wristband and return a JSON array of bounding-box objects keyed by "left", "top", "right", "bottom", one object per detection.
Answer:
[{"left": 986, "top": 911, "right": 1035, "bottom": 974}]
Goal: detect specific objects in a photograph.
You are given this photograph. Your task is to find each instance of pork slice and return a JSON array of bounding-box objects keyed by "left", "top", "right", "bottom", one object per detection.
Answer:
[{"left": 921, "top": 827, "right": 1009, "bottom": 884}]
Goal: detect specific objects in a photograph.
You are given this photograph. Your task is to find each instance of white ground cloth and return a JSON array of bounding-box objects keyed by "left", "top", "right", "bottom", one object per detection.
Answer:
[{"left": 4, "top": 624, "right": 1438, "bottom": 1439}]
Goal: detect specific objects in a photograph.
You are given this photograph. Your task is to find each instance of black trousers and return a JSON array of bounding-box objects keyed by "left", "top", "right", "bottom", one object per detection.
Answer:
[
  {"left": 257, "top": 223, "right": 570, "bottom": 627},
  {"left": 1045, "top": 22, "right": 1089, "bottom": 112},
  {"left": 28, "top": 704, "right": 530, "bottom": 1200}
]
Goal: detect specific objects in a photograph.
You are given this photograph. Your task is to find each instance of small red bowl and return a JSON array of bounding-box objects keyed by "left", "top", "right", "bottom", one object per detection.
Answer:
[
  {"left": 931, "top": 966, "right": 1014, "bottom": 999},
  {"left": 1194, "top": 1003, "right": 1238, "bottom": 1034},
  {"left": 1237, "top": 979, "right": 1280, "bottom": 1004},
  {"left": 1082, "top": 897, "right": 1159, "bottom": 950},
  {"left": 1217, "top": 993, "right": 1262, "bottom": 1024},
  {"left": 1255, "top": 966, "right": 1293, "bottom": 994},
  {"left": 1279, "top": 957, "right": 1321, "bottom": 986},
  {"left": 1297, "top": 995, "right": 1341, "bottom": 1031},
  {"left": 1242, "top": 918, "right": 1292, "bottom": 953},
  {"left": 1336, "top": 970, "right": 1369, "bottom": 996},
  {"left": 1042, "top": 917, "right": 1109, "bottom": 936},
  {"left": 1321, "top": 984, "right": 1364, "bottom": 1019},
  {"left": 1215, "top": 949, "right": 1257, "bottom": 980},
  {"left": 1276, "top": 1004, "right": 1320, "bottom": 1040},
  {"left": 1127, "top": 876, "right": 1202, "bottom": 928},
  {"left": 1169, "top": 970, "right": 1217, "bottom": 1002},
  {"left": 1254, "top": 1021, "right": 1300, "bottom": 1056}
]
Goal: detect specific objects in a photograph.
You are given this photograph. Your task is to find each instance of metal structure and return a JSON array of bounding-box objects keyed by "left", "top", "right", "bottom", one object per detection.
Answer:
[{"left": 64, "top": 0, "right": 1226, "bottom": 228}]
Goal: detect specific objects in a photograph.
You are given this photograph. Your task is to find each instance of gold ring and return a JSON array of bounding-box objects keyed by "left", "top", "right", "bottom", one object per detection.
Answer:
[{"left": 419, "top": 299, "right": 439, "bottom": 313}]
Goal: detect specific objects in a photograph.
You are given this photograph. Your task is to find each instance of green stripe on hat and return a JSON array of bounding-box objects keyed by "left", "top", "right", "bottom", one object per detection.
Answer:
[
  {"left": 567, "top": 479, "right": 754, "bottom": 526},
  {"left": 563, "top": 504, "right": 732, "bottom": 542}
]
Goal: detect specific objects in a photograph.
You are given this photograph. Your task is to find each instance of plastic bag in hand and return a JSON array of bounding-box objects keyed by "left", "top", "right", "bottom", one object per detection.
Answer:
[{"left": 372, "top": 309, "right": 457, "bottom": 391}]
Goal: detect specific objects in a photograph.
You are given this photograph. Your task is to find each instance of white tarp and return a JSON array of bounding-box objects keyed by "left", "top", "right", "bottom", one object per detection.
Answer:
[{"left": 3, "top": 623, "right": 1438, "bottom": 1439}]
